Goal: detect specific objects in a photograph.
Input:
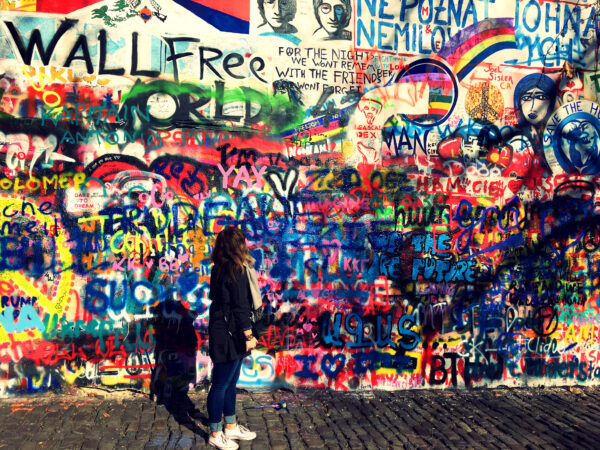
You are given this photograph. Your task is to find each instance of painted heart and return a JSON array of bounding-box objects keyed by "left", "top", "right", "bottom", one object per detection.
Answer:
[
  {"left": 321, "top": 353, "right": 346, "bottom": 378},
  {"left": 507, "top": 179, "right": 523, "bottom": 195}
]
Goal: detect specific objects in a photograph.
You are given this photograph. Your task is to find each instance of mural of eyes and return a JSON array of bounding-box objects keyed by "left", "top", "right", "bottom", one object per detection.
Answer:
[
  {"left": 318, "top": 3, "right": 345, "bottom": 23},
  {"left": 520, "top": 93, "right": 548, "bottom": 103}
]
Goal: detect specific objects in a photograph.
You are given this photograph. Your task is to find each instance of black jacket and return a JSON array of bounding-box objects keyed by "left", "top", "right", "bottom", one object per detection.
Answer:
[{"left": 208, "top": 265, "right": 253, "bottom": 364}]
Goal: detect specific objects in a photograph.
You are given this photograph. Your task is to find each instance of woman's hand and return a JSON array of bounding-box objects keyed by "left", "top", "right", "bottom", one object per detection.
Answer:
[{"left": 245, "top": 336, "right": 258, "bottom": 351}]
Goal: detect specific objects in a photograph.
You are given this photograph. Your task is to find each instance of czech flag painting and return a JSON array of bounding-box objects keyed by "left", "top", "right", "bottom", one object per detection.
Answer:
[{"left": 171, "top": 0, "right": 250, "bottom": 34}]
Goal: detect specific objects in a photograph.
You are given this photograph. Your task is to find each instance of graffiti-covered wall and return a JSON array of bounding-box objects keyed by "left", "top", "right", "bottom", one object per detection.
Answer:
[{"left": 0, "top": 0, "right": 599, "bottom": 395}]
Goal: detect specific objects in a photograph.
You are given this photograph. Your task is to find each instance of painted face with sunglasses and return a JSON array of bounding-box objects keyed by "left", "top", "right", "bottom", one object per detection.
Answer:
[{"left": 313, "top": 0, "right": 351, "bottom": 40}]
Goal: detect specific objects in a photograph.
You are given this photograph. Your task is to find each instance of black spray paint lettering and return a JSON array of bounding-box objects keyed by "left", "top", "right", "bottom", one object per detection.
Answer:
[{"left": 3, "top": 20, "right": 267, "bottom": 82}]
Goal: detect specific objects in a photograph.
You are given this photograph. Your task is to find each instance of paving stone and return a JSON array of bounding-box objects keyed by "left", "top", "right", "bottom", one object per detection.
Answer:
[
  {"left": 2, "top": 387, "right": 600, "bottom": 449},
  {"left": 153, "top": 419, "right": 169, "bottom": 431},
  {"left": 174, "top": 435, "right": 194, "bottom": 449},
  {"left": 165, "top": 431, "right": 183, "bottom": 449},
  {"left": 325, "top": 444, "right": 343, "bottom": 450},
  {"left": 284, "top": 432, "right": 302, "bottom": 441},
  {"left": 283, "top": 422, "right": 300, "bottom": 433},
  {"left": 59, "top": 437, "right": 84, "bottom": 449},
  {"left": 346, "top": 439, "right": 363, "bottom": 448},
  {"left": 269, "top": 440, "right": 289, "bottom": 449},
  {"left": 251, "top": 437, "right": 270, "bottom": 447}
]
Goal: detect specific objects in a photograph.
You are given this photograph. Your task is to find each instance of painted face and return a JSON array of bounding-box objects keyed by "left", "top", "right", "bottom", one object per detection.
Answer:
[
  {"left": 357, "top": 99, "right": 382, "bottom": 125},
  {"left": 520, "top": 87, "right": 550, "bottom": 125},
  {"left": 264, "top": 0, "right": 294, "bottom": 30},
  {"left": 317, "top": 0, "right": 347, "bottom": 36},
  {"left": 264, "top": 0, "right": 284, "bottom": 29}
]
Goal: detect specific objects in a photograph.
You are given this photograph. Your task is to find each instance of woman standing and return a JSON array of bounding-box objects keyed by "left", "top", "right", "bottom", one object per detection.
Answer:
[{"left": 207, "top": 227, "right": 258, "bottom": 449}]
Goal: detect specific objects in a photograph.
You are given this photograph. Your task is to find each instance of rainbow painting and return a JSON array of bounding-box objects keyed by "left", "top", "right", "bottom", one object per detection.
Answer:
[
  {"left": 438, "top": 18, "right": 517, "bottom": 81},
  {"left": 428, "top": 91, "right": 454, "bottom": 118}
]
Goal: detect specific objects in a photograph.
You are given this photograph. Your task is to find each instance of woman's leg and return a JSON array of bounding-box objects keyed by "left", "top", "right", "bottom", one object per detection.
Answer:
[
  {"left": 207, "top": 360, "right": 239, "bottom": 434},
  {"left": 223, "top": 358, "right": 244, "bottom": 427},
  {"left": 222, "top": 358, "right": 256, "bottom": 441}
]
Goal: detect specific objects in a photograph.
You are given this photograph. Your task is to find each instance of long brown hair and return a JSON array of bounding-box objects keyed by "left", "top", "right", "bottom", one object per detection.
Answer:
[{"left": 211, "top": 226, "right": 252, "bottom": 279}]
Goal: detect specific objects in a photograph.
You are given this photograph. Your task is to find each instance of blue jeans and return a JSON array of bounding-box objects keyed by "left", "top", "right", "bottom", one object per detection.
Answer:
[{"left": 207, "top": 358, "right": 244, "bottom": 432}]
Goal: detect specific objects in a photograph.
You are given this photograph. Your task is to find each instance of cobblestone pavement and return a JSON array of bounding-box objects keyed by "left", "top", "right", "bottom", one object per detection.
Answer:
[{"left": 0, "top": 386, "right": 599, "bottom": 449}]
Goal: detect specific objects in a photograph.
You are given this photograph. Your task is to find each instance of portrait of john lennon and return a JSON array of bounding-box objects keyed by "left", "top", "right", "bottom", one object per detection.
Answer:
[
  {"left": 557, "top": 117, "right": 600, "bottom": 175},
  {"left": 257, "top": 0, "right": 297, "bottom": 34}
]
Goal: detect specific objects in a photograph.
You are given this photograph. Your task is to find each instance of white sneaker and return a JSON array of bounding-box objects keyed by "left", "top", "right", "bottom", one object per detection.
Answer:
[
  {"left": 224, "top": 424, "right": 257, "bottom": 440},
  {"left": 208, "top": 431, "right": 239, "bottom": 449}
]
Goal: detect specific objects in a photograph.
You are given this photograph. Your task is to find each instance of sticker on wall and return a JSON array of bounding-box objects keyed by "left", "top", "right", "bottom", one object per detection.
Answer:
[{"left": 544, "top": 100, "right": 600, "bottom": 175}]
